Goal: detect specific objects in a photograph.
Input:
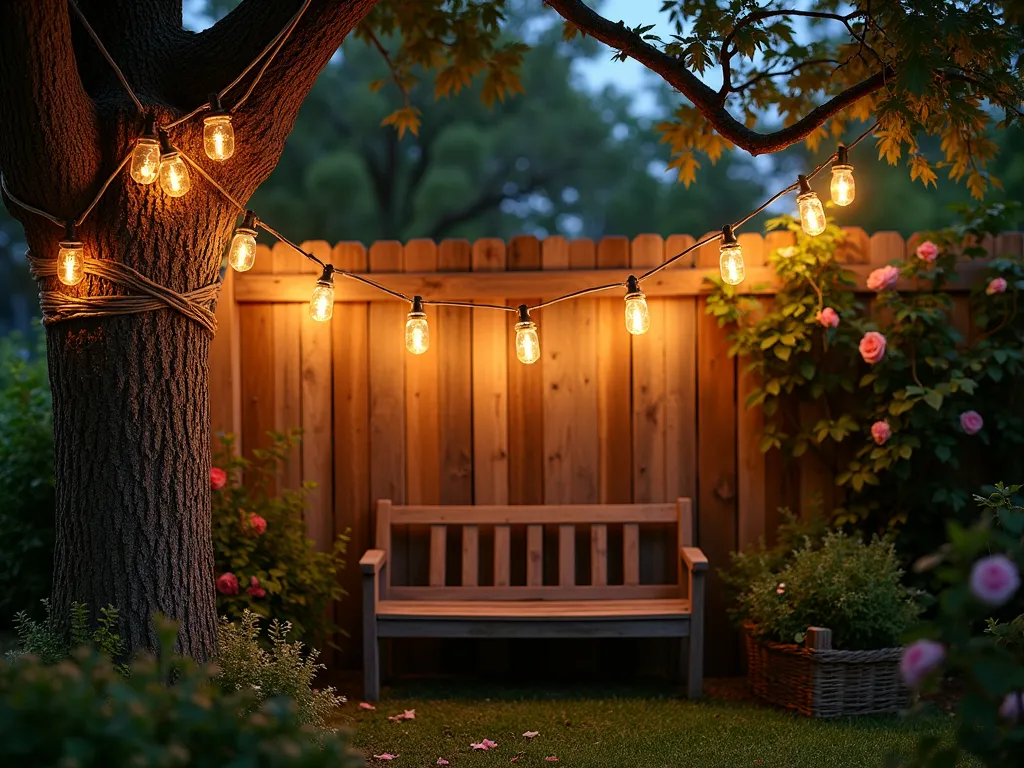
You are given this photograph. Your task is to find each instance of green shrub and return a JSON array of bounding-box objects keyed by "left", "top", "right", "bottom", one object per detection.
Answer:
[
  {"left": 0, "top": 616, "right": 364, "bottom": 767},
  {"left": 216, "top": 610, "right": 344, "bottom": 729},
  {"left": 0, "top": 332, "right": 54, "bottom": 627},
  {"left": 736, "top": 531, "right": 921, "bottom": 650},
  {"left": 6, "top": 599, "right": 124, "bottom": 668},
  {"left": 212, "top": 433, "right": 348, "bottom": 644},
  {"left": 707, "top": 203, "right": 1024, "bottom": 563}
]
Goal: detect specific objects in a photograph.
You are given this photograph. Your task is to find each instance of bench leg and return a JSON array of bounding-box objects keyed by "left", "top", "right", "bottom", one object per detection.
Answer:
[{"left": 363, "top": 626, "right": 380, "bottom": 702}]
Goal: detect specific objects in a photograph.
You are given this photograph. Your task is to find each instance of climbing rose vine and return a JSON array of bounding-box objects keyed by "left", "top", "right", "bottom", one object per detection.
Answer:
[{"left": 707, "top": 204, "right": 1024, "bottom": 559}]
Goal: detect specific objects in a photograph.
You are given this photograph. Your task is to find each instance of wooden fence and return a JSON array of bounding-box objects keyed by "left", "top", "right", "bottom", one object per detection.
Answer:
[{"left": 207, "top": 229, "right": 1021, "bottom": 675}]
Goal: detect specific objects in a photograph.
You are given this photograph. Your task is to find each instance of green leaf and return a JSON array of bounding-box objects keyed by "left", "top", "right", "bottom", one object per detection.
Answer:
[
  {"left": 924, "top": 390, "right": 944, "bottom": 410},
  {"left": 774, "top": 345, "right": 792, "bottom": 361}
]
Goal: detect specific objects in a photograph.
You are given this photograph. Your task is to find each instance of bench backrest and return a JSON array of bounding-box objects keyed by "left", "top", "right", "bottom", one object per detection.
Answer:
[{"left": 375, "top": 499, "right": 693, "bottom": 600}]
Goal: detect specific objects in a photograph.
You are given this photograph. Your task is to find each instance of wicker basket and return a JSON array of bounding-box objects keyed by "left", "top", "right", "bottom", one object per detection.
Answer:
[{"left": 743, "top": 623, "right": 908, "bottom": 718}]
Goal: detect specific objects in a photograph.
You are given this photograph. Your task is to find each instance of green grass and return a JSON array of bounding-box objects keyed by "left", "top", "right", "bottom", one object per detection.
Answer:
[{"left": 338, "top": 682, "right": 967, "bottom": 767}]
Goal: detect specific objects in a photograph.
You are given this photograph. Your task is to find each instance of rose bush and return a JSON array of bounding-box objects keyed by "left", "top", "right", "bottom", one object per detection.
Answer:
[
  {"left": 211, "top": 432, "right": 348, "bottom": 645},
  {"left": 707, "top": 203, "right": 1024, "bottom": 562}
]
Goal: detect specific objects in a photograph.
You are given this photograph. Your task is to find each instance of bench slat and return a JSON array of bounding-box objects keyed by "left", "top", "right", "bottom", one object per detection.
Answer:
[
  {"left": 429, "top": 525, "right": 446, "bottom": 587},
  {"left": 624, "top": 523, "right": 640, "bottom": 586},
  {"left": 559, "top": 524, "right": 575, "bottom": 587},
  {"left": 377, "top": 598, "right": 691, "bottom": 620},
  {"left": 387, "top": 585, "right": 679, "bottom": 601},
  {"left": 591, "top": 524, "right": 608, "bottom": 586},
  {"left": 390, "top": 504, "right": 677, "bottom": 525},
  {"left": 494, "top": 525, "right": 511, "bottom": 587},
  {"left": 527, "top": 525, "right": 543, "bottom": 586},
  {"left": 462, "top": 525, "right": 479, "bottom": 587}
]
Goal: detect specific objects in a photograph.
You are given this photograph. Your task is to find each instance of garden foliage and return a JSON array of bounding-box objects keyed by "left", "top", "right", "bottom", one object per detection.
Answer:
[
  {"left": 0, "top": 615, "right": 363, "bottom": 767},
  {"left": 212, "top": 432, "right": 348, "bottom": 644},
  {"left": 898, "top": 484, "right": 1024, "bottom": 767},
  {"left": 707, "top": 203, "right": 1024, "bottom": 559},
  {"left": 730, "top": 528, "right": 920, "bottom": 650},
  {"left": 0, "top": 333, "right": 54, "bottom": 627}
]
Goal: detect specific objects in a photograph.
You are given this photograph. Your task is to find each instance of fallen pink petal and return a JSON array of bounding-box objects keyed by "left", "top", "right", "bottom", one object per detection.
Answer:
[
  {"left": 437, "top": 760, "right": 449, "bottom": 766},
  {"left": 359, "top": 702, "right": 377, "bottom": 711},
  {"left": 523, "top": 731, "right": 539, "bottom": 739},
  {"left": 403, "top": 709, "right": 416, "bottom": 720},
  {"left": 545, "top": 757, "right": 559, "bottom": 763},
  {"left": 483, "top": 739, "right": 499, "bottom": 749},
  {"left": 373, "top": 754, "right": 396, "bottom": 761}
]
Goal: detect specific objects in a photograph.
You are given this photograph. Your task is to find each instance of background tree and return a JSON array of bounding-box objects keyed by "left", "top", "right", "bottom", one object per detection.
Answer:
[{"left": 0, "top": 0, "right": 1019, "bottom": 659}]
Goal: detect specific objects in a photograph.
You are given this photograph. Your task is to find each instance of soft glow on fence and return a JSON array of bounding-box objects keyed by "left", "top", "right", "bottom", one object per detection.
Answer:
[
  {"left": 719, "top": 225, "right": 745, "bottom": 286},
  {"left": 405, "top": 296, "right": 429, "bottom": 354},
  {"left": 797, "top": 175, "right": 826, "bottom": 236},
  {"left": 228, "top": 211, "right": 258, "bottom": 272},
  {"left": 514, "top": 305, "right": 540, "bottom": 364},
  {"left": 130, "top": 115, "right": 160, "bottom": 185},
  {"left": 57, "top": 227, "right": 85, "bottom": 286},
  {"left": 623, "top": 275, "right": 650, "bottom": 335},
  {"left": 309, "top": 266, "right": 335, "bottom": 322},
  {"left": 830, "top": 145, "right": 855, "bottom": 206}
]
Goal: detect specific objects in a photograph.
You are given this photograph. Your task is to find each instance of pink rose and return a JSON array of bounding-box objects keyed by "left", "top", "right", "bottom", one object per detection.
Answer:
[
  {"left": 248, "top": 513, "right": 267, "bottom": 536},
  {"left": 815, "top": 307, "right": 839, "bottom": 328},
  {"left": 1000, "top": 692, "right": 1023, "bottom": 723},
  {"left": 987, "top": 277, "right": 1008, "bottom": 295},
  {"left": 210, "top": 467, "right": 227, "bottom": 491},
  {"left": 216, "top": 572, "right": 239, "bottom": 596},
  {"left": 915, "top": 240, "right": 939, "bottom": 263},
  {"left": 969, "top": 554, "right": 1020, "bottom": 607},
  {"left": 959, "top": 410, "right": 983, "bottom": 435},
  {"left": 900, "top": 639, "right": 945, "bottom": 688},
  {"left": 859, "top": 331, "right": 887, "bottom": 364},
  {"left": 871, "top": 421, "right": 892, "bottom": 446},
  {"left": 866, "top": 265, "right": 899, "bottom": 292},
  {"left": 247, "top": 576, "right": 266, "bottom": 599}
]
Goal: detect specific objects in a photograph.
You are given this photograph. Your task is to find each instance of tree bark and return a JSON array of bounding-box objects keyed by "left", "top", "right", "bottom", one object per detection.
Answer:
[{"left": 0, "top": 0, "right": 378, "bottom": 660}]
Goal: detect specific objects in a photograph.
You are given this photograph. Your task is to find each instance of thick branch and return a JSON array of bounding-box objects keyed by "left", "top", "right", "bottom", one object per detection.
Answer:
[
  {"left": 545, "top": 0, "right": 890, "bottom": 155},
  {"left": 0, "top": 0, "right": 101, "bottom": 222}
]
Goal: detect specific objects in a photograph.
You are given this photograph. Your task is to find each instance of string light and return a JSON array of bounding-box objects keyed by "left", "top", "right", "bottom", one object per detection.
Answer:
[
  {"left": 203, "top": 94, "right": 235, "bottom": 162},
  {"left": 158, "top": 132, "right": 191, "bottom": 198},
  {"left": 796, "top": 174, "right": 826, "bottom": 236},
  {"left": 623, "top": 275, "right": 650, "bottom": 335},
  {"left": 228, "top": 211, "right": 258, "bottom": 272},
  {"left": 309, "top": 265, "right": 335, "bottom": 322},
  {"left": 57, "top": 223, "right": 85, "bottom": 286},
  {"left": 830, "top": 145, "right": 855, "bottom": 206},
  {"left": 129, "top": 114, "right": 161, "bottom": 185},
  {"left": 404, "top": 296, "right": 429, "bottom": 354},
  {"left": 719, "top": 225, "right": 745, "bottom": 286},
  {"left": 514, "top": 305, "right": 540, "bottom": 364}
]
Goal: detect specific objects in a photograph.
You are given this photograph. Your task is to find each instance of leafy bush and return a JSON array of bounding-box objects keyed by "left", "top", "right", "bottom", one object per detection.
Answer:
[
  {"left": 6, "top": 599, "right": 123, "bottom": 668},
  {"left": 898, "top": 483, "right": 1024, "bottom": 767},
  {"left": 0, "top": 615, "right": 364, "bottom": 767},
  {"left": 212, "top": 433, "right": 348, "bottom": 644},
  {"left": 735, "top": 531, "right": 920, "bottom": 650},
  {"left": 0, "top": 332, "right": 54, "bottom": 627},
  {"left": 707, "top": 203, "right": 1024, "bottom": 562},
  {"left": 217, "top": 610, "right": 344, "bottom": 729}
]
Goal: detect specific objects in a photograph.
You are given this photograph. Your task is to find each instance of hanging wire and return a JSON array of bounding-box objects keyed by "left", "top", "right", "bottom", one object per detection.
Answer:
[
  {"left": 423, "top": 299, "right": 518, "bottom": 313},
  {"left": 75, "top": 151, "right": 133, "bottom": 226},
  {"left": 0, "top": 174, "right": 67, "bottom": 228},
  {"left": 253, "top": 217, "right": 328, "bottom": 269},
  {"left": 230, "top": 0, "right": 312, "bottom": 112},
  {"left": 162, "top": 103, "right": 211, "bottom": 131},
  {"left": 67, "top": 0, "right": 144, "bottom": 114},
  {"left": 179, "top": 150, "right": 247, "bottom": 212},
  {"left": 529, "top": 282, "right": 627, "bottom": 311}
]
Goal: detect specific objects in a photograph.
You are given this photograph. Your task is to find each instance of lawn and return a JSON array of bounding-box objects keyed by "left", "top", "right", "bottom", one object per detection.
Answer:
[{"left": 339, "top": 681, "right": 969, "bottom": 768}]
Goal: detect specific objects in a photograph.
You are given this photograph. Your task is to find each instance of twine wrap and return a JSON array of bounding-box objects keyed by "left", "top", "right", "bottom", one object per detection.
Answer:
[{"left": 28, "top": 252, "right": 220, "bottom": 336}]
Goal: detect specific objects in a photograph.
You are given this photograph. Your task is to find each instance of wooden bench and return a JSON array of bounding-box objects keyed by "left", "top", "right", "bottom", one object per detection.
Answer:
[{"left": 359, "top": 498, "right": 707, "bottom": 701}]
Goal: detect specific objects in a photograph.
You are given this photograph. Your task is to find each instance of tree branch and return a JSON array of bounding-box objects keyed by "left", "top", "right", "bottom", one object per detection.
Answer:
[
  {"left": 0, "top": 0, "right": 101, "bottom": 223},
  {"left": 545, "top": 0, "right": 890, "bottom": 155}
]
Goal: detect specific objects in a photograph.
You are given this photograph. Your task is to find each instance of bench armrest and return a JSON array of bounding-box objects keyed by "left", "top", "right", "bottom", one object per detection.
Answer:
[
  {"left": 681, "top": 546, "right": 708, "bottom": 573},
  {"left": 360, "top": 549, "right": 387, "bottom": 575}
]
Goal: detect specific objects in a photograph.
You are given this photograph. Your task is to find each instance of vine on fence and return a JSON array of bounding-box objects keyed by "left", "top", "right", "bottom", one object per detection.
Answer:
[{"left": 707, "top": 204, "right": 1024, "bottom": 558}]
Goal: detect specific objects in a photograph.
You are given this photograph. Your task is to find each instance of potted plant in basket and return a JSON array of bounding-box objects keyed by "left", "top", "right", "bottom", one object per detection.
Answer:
[{"left": 726, "top": 522, "right": 921, "bottom": 717}]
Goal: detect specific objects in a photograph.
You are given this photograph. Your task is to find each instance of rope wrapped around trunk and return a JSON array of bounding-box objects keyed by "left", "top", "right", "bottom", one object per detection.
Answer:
[{"left": 27, "top": 252, "right": 220, "bottom": 337}]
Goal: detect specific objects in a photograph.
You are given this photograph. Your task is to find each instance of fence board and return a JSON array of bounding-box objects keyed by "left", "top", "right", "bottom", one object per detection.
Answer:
[
  {"left": 272, "top": 243, "right": 303, "bottom": 490},
  {"left": 438, "top": 240, "right": 474, "bottom": 505},
  {"left": 663, "top": 234, "right": 698, "bottom": 505},
  {"left": 239, "top": 244, "right": 276, "bottom": 487}
]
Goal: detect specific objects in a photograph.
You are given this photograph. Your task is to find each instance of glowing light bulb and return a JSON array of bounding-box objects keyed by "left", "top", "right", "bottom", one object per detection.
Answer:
[
  {"left": 623, "top": 276, "right": 649, "bottom": 335},
  {"left": 514, "top": 305, "right": 540, "bottom": 365},
  {"left": 203, "top": 102, "right": 235, "bottom": 161},
  {"left": 405, "top": 297, "right": 429, "bottom": 354},
  {"left": 57, "top": 229, "right": 85, "bottom": 286},
  {"left": 830, "top": 146, "right": 855, "bottom": 206},
  {"left": 130, "top": 115, "right": 160, "bottom": 185},
  {"left": 309, "top": 266, "right": 335, "bottom": 322},
  {"left": 719, "top": 225, "right": 745, "bottom": 286},
  {"left": 228, "top": 211, "right": 258, "bottom": 272},
  {"left": 797, "top": 175, "right": 826, "bottom": 236}
]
